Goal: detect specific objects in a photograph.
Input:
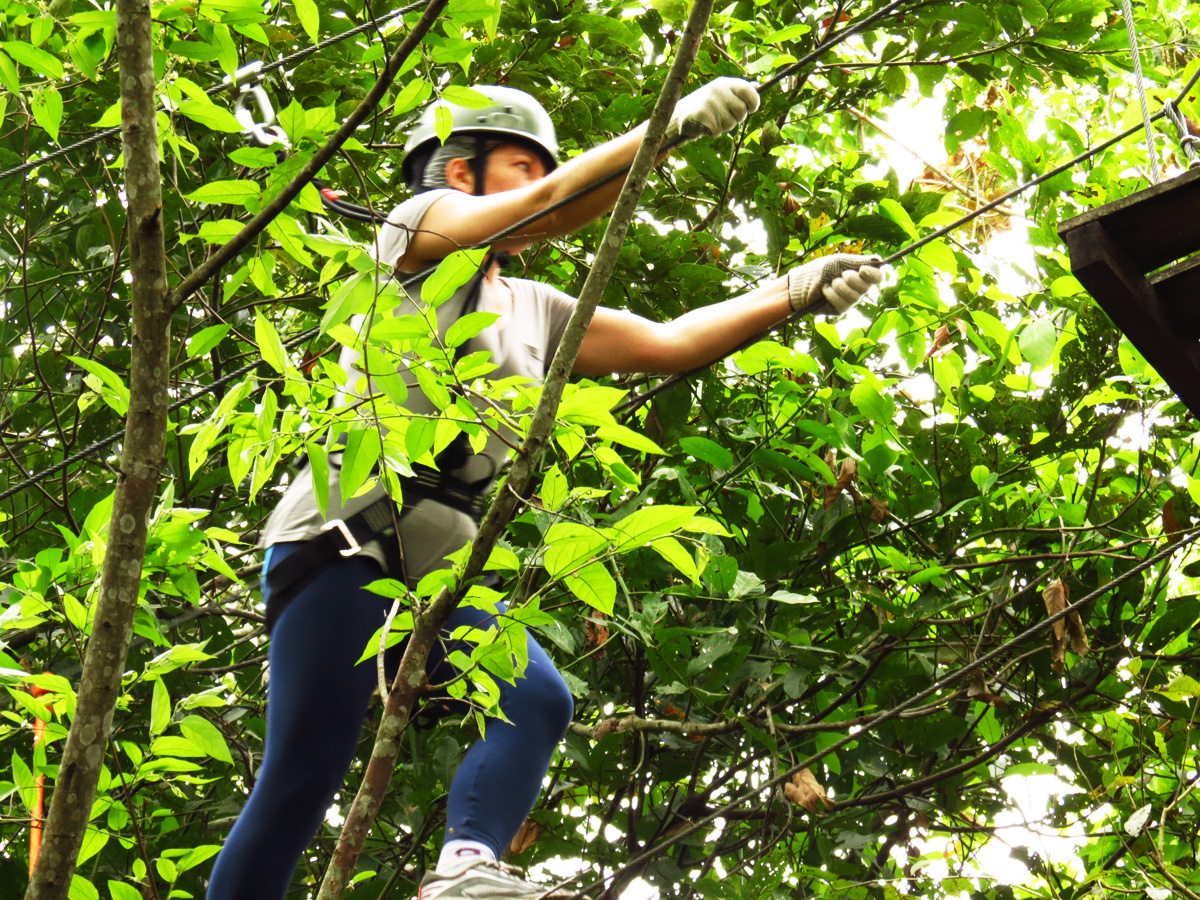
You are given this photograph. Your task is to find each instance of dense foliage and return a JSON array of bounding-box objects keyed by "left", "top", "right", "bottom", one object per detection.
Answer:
[{"left": 2, "top": 0, "right": 1199, "bottom": 899}]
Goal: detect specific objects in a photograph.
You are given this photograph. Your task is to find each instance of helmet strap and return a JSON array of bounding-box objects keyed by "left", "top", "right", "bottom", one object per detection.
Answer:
[{"left": 469, "top": 134, "right": 489, "bottom": 196}]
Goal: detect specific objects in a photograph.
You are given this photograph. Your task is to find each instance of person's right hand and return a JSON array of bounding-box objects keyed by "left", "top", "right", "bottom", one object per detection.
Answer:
[{"left": 666, "top": 77, "right": 761, "bottom": 140}]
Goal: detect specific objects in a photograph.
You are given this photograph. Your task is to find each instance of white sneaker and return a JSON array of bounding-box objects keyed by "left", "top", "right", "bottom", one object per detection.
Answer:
[{"left": 418, "top": 860, "right": 570, "bottom": 900}]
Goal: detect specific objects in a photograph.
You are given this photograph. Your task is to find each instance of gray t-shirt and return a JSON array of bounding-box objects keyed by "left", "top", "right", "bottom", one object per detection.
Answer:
[{"left": 260, "top": 189, "right": 577, "bottom": 580}]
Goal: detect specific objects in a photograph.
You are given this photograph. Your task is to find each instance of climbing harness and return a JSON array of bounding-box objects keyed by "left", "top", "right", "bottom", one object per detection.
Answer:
[
  {"left": 261, "top": 251, "right": 507, "bottom": 623},
  {"left": 263, "top": 464, "right": 487, "bottom": 632}
]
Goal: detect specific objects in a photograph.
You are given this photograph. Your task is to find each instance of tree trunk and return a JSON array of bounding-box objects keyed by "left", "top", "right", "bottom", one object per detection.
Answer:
[
  {"left": 23, "top": 0, "right": 169, "bottom": 895},
  {"left": 315, "top": 1, "right": 716, "bottom": 895}
]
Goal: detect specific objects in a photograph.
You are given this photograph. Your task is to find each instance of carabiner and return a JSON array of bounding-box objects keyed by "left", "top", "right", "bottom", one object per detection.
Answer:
[
  {"left": 234, "top": 82, "right": 289, "bottom": 149},
  {"left": 228, "top": 62, "right": 289, "bottom": 149}
]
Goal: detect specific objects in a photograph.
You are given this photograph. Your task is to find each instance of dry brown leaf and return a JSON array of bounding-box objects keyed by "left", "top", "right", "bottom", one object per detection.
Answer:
[
  {"left": 1163, "top": 498, "right": 1181, "bottom": 536},
  {"left": 824, "top": 459, "right": 860, "bottom": 510},
  {"left": 967, "top": 670, "right": 1009, "bottom": 707},
  {"left": 1042, "top": 579, "right": 1089, "bottom": 672},
  {"left": 925, "top": 325, "right": 952, "bottom": 361},
  {"left": 586, "top": 612, "right": 610, "bottom": 656},
  {"left": 509, "top": 818, "right": 544, "bottom": 855},
  {"left": 784, "top": 768, "right": 834, "bottom": 813},
  {"left": 868, "top": 496, "right": 890, "bottom": 523}
]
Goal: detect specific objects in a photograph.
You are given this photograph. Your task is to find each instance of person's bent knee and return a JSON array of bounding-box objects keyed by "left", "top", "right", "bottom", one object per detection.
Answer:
[{"left": 526, "top": 663, "right": 574, "bottom": 738}]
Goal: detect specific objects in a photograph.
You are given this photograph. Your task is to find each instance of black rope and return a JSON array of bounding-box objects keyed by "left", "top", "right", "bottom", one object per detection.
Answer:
[{"left": 0, "top": 0, "right": 432, "bottom": 185}]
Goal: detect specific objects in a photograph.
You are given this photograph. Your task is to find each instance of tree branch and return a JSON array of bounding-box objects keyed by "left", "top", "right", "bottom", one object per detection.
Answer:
[
  {"left": 168, "top": 0, "right": 448, "bottom": 314},
  {"left": 24, "top": 0, "right": 170, "bottom": 894}
]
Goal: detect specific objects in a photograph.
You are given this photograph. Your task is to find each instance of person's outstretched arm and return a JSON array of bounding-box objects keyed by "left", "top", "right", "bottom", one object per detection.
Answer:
[
  {"left": 401, "top": 79, "right": 759, "bottom": 269},
  {"left": 573, "top": 255, "right": 885, "bottom": 376}
]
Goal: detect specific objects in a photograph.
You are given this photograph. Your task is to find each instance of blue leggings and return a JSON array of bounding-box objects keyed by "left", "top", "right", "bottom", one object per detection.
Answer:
[{"left": 206, "top": 542, "right": 574, "bottom": 900}]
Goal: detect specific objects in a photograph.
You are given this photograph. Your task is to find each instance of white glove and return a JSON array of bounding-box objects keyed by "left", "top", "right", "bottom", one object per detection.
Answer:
[
  {"left": 787, "top": 254, "right": 884, "bottom": 315},
  {"left": 666, "top": 77, "right": 760, "bottom": 140}
]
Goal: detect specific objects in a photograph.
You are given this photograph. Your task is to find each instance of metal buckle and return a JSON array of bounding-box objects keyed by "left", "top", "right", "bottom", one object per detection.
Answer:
[{"left": 321, "top": 519, "right": 361, "bottom": 557}]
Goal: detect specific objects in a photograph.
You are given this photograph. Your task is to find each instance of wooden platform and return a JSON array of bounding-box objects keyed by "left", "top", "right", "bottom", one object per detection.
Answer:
[{"left": 1059, "top": 166, "right": 1200, "bottom": 416}]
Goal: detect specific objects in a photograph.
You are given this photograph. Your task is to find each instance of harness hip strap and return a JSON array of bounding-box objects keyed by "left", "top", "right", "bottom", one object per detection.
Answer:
[{"left": 264, "top": 471, "right": 486, "bottom": 633}]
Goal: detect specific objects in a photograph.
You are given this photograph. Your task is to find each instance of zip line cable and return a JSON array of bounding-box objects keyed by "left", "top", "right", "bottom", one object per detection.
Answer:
[
  {"left": 615, "top": 61, "right": 1200, "bottom": 417},
  {"left": 1120, "top": 0, "right": 1159, "bottom": 183},
  {"left": 5, "top": 8, "right": 1200, "bottom": 503},
  {"left": 0, "top": 0, "right": 432, "bottom": 185},
  {"left": 560, "top": 527, "right": 1200, "bottom": 900}
]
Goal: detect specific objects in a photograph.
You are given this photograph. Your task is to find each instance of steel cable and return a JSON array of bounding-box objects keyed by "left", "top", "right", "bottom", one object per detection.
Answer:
[
  {"left": 6, "top": 5, "right": 1200, "bottom": 502},
  {"left": 0, "top": 0, "right": 432, "bottom": 185}
]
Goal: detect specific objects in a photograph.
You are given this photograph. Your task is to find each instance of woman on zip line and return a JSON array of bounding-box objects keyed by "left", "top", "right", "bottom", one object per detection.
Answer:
[{"left": 206, "top": 78, "right": 882, "bottom": 900}]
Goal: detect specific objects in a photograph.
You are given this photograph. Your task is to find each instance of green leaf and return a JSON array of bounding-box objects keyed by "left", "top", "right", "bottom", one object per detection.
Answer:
[
  {"left": 850, "top": 376, "right": 896, "bottom": 424},
  {"left": 435, "top": 105, "right": 454, "bottom": 144},
  {"left": 30, "top": 86, "right": 63, "bottom": 142},
  {"left": 69, "top": 355, "right": 130, "bottom": 415},
  {"left": 878, "top": 198, "right": 919, "bottom": 240},
  {"left": 541, "top": 465, "right": 567, "bottom": 511},
  {"left": 186, "top": 324, "right": 232, "bottom": 359},
  {"left": 394, "top": 77, "right": 434, "bottom": 115},
  {"left": 1019, "top": 317, "right": 1056, "bottom": 369},
  {"left": 339, "top": 426, "right": 382, "bottom": 501},
  {"left": 650, "top": 537, "right": 698, "bottom": 585},
  {"left": 68, "top": 875, "right": 99, "bottom": 900},
  {"left": 150, "top": 678, "right": 171, "bottom": 736},
  {"left": 178, "top": 98, "right": 245, "bottom": 133},
  {"left": 543, "top": 522, "right": 611, "bottom": 580},
  {"left": 446, "top": 311, "right": 500, "bottom": 348},
  {"left": 293, "top": 0, "right": 319, "bottom": 42},
  {"left": 0, "top": 51, "right": 19, "bottom": 94},
  {"left": 763, "top": 22, "right": 812, "bottom": 42},
  {"left": 254, "top": 315, "right": 288, "bottom": 373},
  {"left": 771, "top": 590, "right": 818, "bottom": 604},
  {"left": 611, "top": 505, "right": 700, "bottom": 552},
  {"left": 595, "top": 424, "right": 664, "bottom": 455},
  {"left": 30, "top": 15, "right": 53, "bottom": 47},
  {"left": 179, "top": 715, "right": 233, "bottom": 763},
  {"left": 108, "top": 882, "right": 143, "bottom": 900},
  {"left": 679, "top": 435, "right": 733, "bottom": 469},
  {"left": 307, "top": 439, "right": 329, "bottom": 518},
  {"left": 423, "top": 248, "right": 487, "bottom": 306},
  {"left": 441, "top": 84, "right": 494, "bottom": 108},
  {"left": 184, "top": 180, "right": 262, "bottom": 206},
  {"left": 11, "top": 751, "right": 35, "bottom": 812},
  {"left": 564, "top": 562, "right": 616, "bottom": 615},
  {"left": 2, "top": 41, "right": 63, "bottom": 79}
]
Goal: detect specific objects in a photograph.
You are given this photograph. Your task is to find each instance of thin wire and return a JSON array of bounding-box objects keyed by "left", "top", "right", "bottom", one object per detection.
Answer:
[
  {"left": 614, "top": 62, "right": 1200, "bottom": 417},
  {"left": 564, "top": 528, "right": 1200, "bottom": 900},
  {"left": 1121, "top": 0, "right": 1159, "bottom": 183},
  {"left": 0, "top": 0, "right": 432, "bottom": 185},
  {"left": 8, "top": 8, "right": 1200, "bottom": 503}
]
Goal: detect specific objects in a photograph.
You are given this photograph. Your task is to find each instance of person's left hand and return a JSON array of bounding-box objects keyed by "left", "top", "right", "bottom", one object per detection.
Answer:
[
  {"left": 787, "top": 254, "right": 885, "bottom": 315},
  {"left": 667, "top": 77, "right": 761, "bottom": 140}
]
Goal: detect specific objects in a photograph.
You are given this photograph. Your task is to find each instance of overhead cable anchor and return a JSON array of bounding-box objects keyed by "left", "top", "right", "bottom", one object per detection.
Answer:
[{"left": 1163, "top": 100, "right": 1200, "bottom": 169}]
